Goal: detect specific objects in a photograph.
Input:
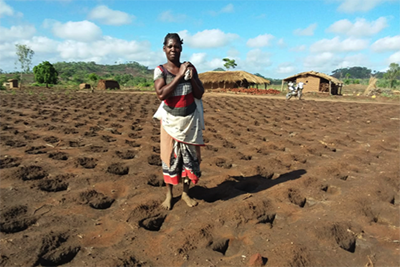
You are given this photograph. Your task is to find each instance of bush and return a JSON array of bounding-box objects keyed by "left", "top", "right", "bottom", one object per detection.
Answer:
[
  {"left": 31, "top": 83, "right": 53, "bottom": 87},
  {"left": 138, "top": 81, "right": 153, "bottom": 88},
  {"left": 376, "top": 79, "right": 400, "bottom": 89},
  {"left": 33, "top": 61, "right": 58, "bottom": 87},
  {"left": 376, "top": 79, "right": 390, "bottom": 88},
  {"left": 0, "top": 75, "right": 8, "bottom": 90}
]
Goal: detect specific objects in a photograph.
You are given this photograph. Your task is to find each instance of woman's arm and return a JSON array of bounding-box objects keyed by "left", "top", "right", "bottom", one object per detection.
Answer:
[
  {"left": 154, "top": 66, "right": 186, "bottom": 101},
  {"left": 190, "top": 66, "right": 204, "bottom": 99}
]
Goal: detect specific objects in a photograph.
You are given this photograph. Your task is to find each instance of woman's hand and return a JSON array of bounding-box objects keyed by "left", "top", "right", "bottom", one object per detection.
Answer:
[
  {"left": 179, "top": 61, "right": 192, "bottom": 78},
  {"left": 187, "top": 63, "right": 204, "bottom": 99}
]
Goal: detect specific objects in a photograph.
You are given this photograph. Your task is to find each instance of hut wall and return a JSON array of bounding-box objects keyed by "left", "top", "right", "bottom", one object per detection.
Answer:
[
  {"left": 4, "top": 79, "right": 19, "bottom": 89},
  {"left": 10, "top": 80, "right": 18, "bottom": 88},
  {"left": 330, "top": 84, "right": 339, "bottom": 95},
  {"left": 203, "top": 82, "right": 213, "bottom": 90},
  {"left": 97, "top": 80, "right": 120, "bottom": 90},
  {"left": 203, "top": 82, "right": 237, "bottom": 89},
  {"left": 201, "top": 80, "right": 259, "bottom": 89},
  {"left": 296, "top": 76, "right": 319, "bottom": 93},
  {"left": 79, "top": 83, "right": 91, "bottom": 90}
]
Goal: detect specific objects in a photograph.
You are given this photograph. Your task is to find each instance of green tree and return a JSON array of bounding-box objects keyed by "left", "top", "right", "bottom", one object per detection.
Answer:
[
  {"left": 331, "top": 67, "right": 371, "bottom": 79},
  {"left": 213, "top": 68, "right": 225, "bottom": 71},
  {"left": 15, "top": 44, "right": 34, "bottom": 88},
  {"left": 223, "top": 58, "right": 237, "bottom": 70},
  {"left": 33, "top": 61, "right": 58, "bottom": 88},
  {"left": 88, "top": 73, "right": 99, "bottom": 88},
  {"left": 72, "top": 73, "right": 85, "bottom": 84},
  {"left": 384, "top": 63, "right": 400, "bottom": 89},
  {"left": 0, "top": 75, "right": 8, "bottom": 90}
]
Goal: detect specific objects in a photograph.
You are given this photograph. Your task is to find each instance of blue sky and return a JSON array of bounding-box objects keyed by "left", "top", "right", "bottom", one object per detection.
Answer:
[{"left": 0, "top": 0, "right": 399, "bottom": 79}]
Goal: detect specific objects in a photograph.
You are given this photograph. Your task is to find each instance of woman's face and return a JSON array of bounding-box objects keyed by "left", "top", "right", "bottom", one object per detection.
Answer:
[{"left": 163, "top": 38, "right": 182, "bottom": 62}]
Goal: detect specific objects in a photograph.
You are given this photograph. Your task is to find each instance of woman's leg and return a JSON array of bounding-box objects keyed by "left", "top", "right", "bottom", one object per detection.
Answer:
[
  {"left": 182, "top": 180, "right": 198, "bottom": 207},
  {"left": 161, "top": 183, "right": 173, "bottom": 210}
]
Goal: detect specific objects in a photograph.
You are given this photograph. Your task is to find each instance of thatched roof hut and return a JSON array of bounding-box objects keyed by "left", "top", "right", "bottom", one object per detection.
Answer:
[
  {"left": 2, "top": 79, "right": 18, "bottom": 89},
  {"left": 79, "top": 83, "right": 91, "bottom": 90},
  {"left": 199, "top": 71, "right": 270, "bottom": 90},
  {"left": 282, "top": 71, "right": 343, "bottom": 95},
  {"left": 97, "top": 80, "right": 120, "bottom": 90}
]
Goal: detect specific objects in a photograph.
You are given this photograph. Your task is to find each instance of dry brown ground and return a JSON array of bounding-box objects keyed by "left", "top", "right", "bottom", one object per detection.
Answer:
[{"left": 1, "top": 88, "right": 399, "bottom": 266}]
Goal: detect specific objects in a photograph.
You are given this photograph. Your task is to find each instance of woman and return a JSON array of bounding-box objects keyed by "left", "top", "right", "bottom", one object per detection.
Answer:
[{"left": 153, "top": 33, "right": 205, "bottom": 210}]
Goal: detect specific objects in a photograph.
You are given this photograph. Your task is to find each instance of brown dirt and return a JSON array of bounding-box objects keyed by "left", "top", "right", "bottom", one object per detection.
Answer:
[{"left": 1, "top": 89, "right": 399, "bottom": 266}]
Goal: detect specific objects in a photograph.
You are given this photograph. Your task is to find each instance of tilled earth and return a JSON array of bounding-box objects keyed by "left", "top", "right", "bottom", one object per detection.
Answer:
[{"left": 0, "top": 90, "right": 399, "bottom": 266}]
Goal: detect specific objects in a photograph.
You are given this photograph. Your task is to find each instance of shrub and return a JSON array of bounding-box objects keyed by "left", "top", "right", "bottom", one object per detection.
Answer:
[{"left": 0, "top": 75, "right": 7, "bottom": 90}]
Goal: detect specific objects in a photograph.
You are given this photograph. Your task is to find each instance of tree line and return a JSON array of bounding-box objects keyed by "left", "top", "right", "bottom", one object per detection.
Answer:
[
  {"left": 331, "top": 65, "right": 400, "bottom": 88},
  {"left": 1, "top": 45, "right": 399, "bottom": 90},
  {"left": 0, "top": 44, "right": 154, "bottom": 90}
]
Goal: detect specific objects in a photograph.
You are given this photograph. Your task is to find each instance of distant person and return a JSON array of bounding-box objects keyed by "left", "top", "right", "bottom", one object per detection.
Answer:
[
  {"left": 153, "top": 33, "right": 205, "bottom": 210},
  {"left": 287, "top": 81, "right": 295, "bottom": 94},
  {"left": 296, "top": 81, "right": 304, "bottom": 91}
]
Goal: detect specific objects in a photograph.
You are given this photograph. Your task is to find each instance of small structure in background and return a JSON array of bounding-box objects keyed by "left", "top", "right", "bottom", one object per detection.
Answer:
[
  {"left": 282, "top": 71, "right": 343, "bottom": 95},
  {"left": 97, "top": 79, "right": 120, "bottom": 90},
  {"left": 363, "top": 76, "right": 377, "bottom": 96},
  {"left": 2, "top": 79, "right": 19, "bottom": 89},
  {"left": 199, "top": 71, "right": 270, "bottom": 90},
  {"left": 79, "top": 83, "right": 91, "bottom": 90}
]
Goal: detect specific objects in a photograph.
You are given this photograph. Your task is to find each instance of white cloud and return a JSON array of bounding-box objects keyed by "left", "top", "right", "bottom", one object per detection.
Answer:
[
  {"left": 276, "top": 63, "right": 295, "bottom": 74},
  {"left": 0, "top": 37, "right": 61, "bottom": 71},
  {"left": 158, "top": 10, "right": 186, "bottom": 22},
  {"left": 0, "top": 25, "right": 36, "bottom": 43},
  {"left": 246, "top": 34, "right": 275, "bottom": 48},
  {"left": 291, "top": 45, "right": 307, "bottom": 52},
  {"left": 304, "top": 52, "right": 336, "bottom": 70},
  {"left": 26, "top": 36, "right": 59, "bottom": 54},
  {"left": 0, "top": 42, "right": 17, "bottom": 64},
  {"left": 327, "top": 17, "right": 387, "bottom": 37},
  {"left": 51, "top": 20, "right": 102, "bottom": 42},
  {"left": 179, "top": 29, "right": 239, "bottom": 49},
  {"left": 88, "top": 5, "right": 134, "bottom": 25},
  {"left": 53, "top": 36, "right": 159, "bottom": 67},
  {"left": 0, "top": 0, "right": 13, "bottom": 17},
  {"left": 294, "top": 23, "right": 317, "bottom": 36},
  {"left": 0, "top": 0, "right": 22, "bottom": 18},
  {"left": 304, "top": 52, "right": 370, "bottom": 73},
  {"left": 244, "top": 49, "right": 272, "bottom": 71},
  {"left": 221, "top": 4, "right": 234, "bottom": 13},
  {"left": 310, "top": 37, "right": 368, "bottom": 53},
  {"left": 336, "top": 0, "right": 394, "bottom": 13},
  {"left": 189, "top": 53, "right": 207, "bottom": 67},
  {"left": 277, "top": 38, "right": 286, "bottom": 48},
  {"left": 208, "top": 58, "right": 227, "bottom": 71},
  {"left": 337, "top": 54, "right": 370, "bottom": 68},
  {"left": 208, "top": 3, "right": 235, "bottom": 16},
  {"left": 388, "top": 51, "right": 400, "bottom": 64},
  {"left": 371, "top": 35, "right": 400, "bottom": 52},
  {"left": 0, "top": 33, "right": 161, "bottom": 72},
  {"left": 181, "top": 54, "right": 225, "bottom": 73},
  {"left": 209, "top": 4, "right": 235, "bottom": 16}
]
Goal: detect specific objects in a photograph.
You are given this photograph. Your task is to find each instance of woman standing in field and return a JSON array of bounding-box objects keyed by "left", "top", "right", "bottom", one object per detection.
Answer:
[{"left": 153, "top": 33, "right": 205, "bottom": 210}]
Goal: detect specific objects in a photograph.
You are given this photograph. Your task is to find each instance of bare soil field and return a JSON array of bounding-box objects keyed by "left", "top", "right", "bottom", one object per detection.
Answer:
[{"left": 1, "top": 88, "right": 399, "bottom": 266}]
